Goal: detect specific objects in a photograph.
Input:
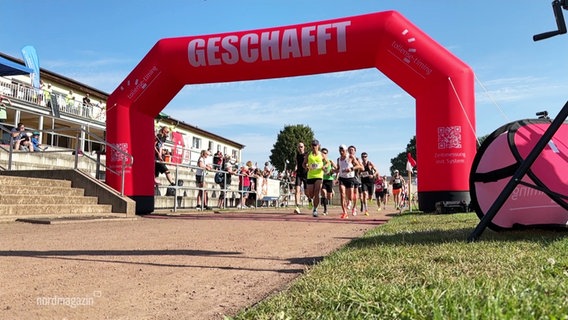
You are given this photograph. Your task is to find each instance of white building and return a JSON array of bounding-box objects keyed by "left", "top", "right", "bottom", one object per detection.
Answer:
[{"left": 0, "top": 52, "right": 245, "bottom": 166}]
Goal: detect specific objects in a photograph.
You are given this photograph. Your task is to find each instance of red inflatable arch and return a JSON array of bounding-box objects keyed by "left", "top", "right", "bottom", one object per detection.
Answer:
[{"left": 106, "top": 10, "right": 475, "bottom": 214}]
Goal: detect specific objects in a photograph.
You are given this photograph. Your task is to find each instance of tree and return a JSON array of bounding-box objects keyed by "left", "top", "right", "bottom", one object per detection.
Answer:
[
  {"left": 477, "top": 134, "right": 489, "bottom": 149},
  {"left": 269, "top": 124, "right": 314, "bottom": 173},
  {"left": 390, "top": 134, "right": 488, "bottom": 175},
  {"left": 390, "top": 136, "right": 416, "bottom": 176}
]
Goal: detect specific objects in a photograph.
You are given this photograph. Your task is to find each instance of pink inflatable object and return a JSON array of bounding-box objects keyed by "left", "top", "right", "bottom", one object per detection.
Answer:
[{"left": 470, "top": 119, "right": 568, "bottom": 230}]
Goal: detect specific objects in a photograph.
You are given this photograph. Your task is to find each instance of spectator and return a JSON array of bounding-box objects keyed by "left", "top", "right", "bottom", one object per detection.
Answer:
[
  {"left": 196, "top": 149, "right": 212, "bottom": 210},
  {"left": 82, "top": 93, "right": 91, "bottom": 106},
  {"left": 66, "top": 90, "right": 75, "bottom": 108},
  {"left": 154, "top": 126, "right": 175, "bottom": 186},
  {"left": 10, "top": 122, "right": 34, "bottom": 152},
  {"left": 38, "top": 81, "right": 45, "bottom": 106},
  {"left": 43, "top": 83, "right": 52, "bottom": 109},
  {"left": 248, "top": 167, "right": 262, "bottom": 207},
  {"left": 261, "top": 161, "right": 273, "bottom": 196},
  {"left": 30, "top": 131, "right": 47, "bottom": 152},
  {"left": 216, "top": 154, "right": 234, "bottom": 209},
  {"left": 212, "top": 150, "right": 223, "bottom": 170},
  {"left": 262, "top": 161, "right": 273, "bottom": 178},
  {"left": 82, "top": 93, "right": 92, "bottom": 117},
  {"left": 236, "top": 164, "right": 251, "bottom": 209}
]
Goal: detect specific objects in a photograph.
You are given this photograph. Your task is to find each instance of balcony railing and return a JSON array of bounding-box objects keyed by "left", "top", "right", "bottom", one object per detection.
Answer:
[{"left": 0, "top": 79, "right": 106, "bottom": 122}]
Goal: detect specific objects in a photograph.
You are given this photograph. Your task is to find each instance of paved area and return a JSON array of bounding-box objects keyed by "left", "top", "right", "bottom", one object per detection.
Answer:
[{"left": 0, "top": 205, "right": 396, "bottom": 319}]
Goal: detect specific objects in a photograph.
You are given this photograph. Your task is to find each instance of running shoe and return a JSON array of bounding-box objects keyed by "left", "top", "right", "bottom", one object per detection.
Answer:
[
  {"left": 364, "top": 211, "right": 369, "bottom": 216},
  {"left": 352, "top": 208, "right": 357, "bottom": 216},
  {"left": 377, "top": 207, "right": 382, "bottom": 212},
  {"left": 340, "top": 212, "right": 348, "bottom": 219},
  {"left": 312, "top": 209, "right": 318, "bottom": 217},
  {"left": 322, "top": 210, "right": 328, "bottom": 216},
  {"left": 294, "top": 207, "right": 301, "bottom": 214}
]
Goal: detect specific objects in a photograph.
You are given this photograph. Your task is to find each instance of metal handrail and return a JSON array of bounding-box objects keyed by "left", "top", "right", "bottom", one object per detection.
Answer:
[
  {"left": 0, "top": 125, "right": 134, "bottom": 196},
  {"left": 156, "top": 160, "right": 282, "bottom": 212}
]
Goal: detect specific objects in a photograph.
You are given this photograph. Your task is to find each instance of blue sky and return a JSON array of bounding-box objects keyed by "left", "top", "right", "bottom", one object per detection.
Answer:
[{"left": 1, "top": 1, "right": 567, "bottom": 174}]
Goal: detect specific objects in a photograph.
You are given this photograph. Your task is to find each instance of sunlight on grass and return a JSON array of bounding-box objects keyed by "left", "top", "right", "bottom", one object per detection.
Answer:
[{"left": 231, "top": 213, "right": 568, "bottom": 319}]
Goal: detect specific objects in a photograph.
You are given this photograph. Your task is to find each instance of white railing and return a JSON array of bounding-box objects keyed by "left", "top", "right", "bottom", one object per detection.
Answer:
[{"left": 0, "top": 78, "right": 105, "bottom": 122}]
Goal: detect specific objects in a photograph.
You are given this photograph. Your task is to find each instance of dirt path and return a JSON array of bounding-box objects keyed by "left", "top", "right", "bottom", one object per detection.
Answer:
[{"left": 0, "top": 207, "right": 393, "bottom": 319}]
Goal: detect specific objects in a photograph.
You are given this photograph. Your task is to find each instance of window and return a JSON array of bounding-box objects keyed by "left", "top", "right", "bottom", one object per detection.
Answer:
[
  {"left": 208, "top": 141, "right": 214, "bottom": 152},
  {"left": 192, "top": 137, "right": 201, "bottom": 149}
]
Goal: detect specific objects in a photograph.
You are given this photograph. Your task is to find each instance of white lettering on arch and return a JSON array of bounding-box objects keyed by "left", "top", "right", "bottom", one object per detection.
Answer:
[
  {"left": 187, "top": 20, "right": 351, "bottom": 67},
  {"left": 240, "top": 33, "right": 259, "bottom": 63}
]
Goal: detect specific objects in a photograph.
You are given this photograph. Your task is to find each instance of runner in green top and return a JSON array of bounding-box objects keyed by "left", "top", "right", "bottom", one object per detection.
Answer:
[{"left": 302, "top": 139, "right": 326, "bottom": 217}]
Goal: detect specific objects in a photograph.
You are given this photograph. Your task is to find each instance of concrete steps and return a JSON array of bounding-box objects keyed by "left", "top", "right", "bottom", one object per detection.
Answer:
[{"left": 0, "top": 175, "right": 127, "bottom": 222}]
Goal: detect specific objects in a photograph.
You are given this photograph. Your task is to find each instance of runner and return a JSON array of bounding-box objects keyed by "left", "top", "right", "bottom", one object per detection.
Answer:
[
  {"left": 390, "top": 169, "right": 405, "bottom": 210},
  {"left": 293, "top": 142, "right": 308, "bottom": 214},
  {"left": 374, "top": 174, "right": 388, "bottom": 211},
  {"left": 302, "top": 139, "right": 325, "bottom": 217},
  {"left": 360, "top": 152, "right": 379, "bottom": 216},
  {"left": 335, "top": 144, "right": 363, "bottom": 219},
  {"left": 320, "top": 147, "right": 337, "bottom": 215},
  {"left": 347, "top": 145, "right": 362, "bottom": 215}
]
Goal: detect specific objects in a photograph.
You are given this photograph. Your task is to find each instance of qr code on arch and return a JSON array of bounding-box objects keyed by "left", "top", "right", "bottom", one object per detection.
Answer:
[
  {"left": 110, "top": 143, "right": 129, "bottom": 162},
  {"left": 437, "top": 126, "right": 462, "bottom": 149}
]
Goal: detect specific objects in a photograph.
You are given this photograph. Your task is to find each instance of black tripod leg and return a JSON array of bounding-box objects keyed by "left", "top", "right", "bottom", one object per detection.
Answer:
[{"left": 468, "top": 101, "right": 568, "bottom": 242}]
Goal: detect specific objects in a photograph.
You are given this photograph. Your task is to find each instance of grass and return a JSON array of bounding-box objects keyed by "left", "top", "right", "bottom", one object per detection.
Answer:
[{"left": 230, "top": 212, "right": 568, "bottom": 320}]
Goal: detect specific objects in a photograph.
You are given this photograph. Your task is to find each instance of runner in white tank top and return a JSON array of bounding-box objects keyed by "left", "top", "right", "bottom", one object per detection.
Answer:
[{"left": 335, "top": 144, "right": 363, "bottom": 219}]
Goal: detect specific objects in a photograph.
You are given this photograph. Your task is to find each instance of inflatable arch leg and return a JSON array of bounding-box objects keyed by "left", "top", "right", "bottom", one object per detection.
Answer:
[{"left": 106, "top": 10, "right": 476, "bottom": 214}]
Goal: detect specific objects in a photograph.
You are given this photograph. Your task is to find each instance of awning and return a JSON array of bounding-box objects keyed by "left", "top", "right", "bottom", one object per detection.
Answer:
[{"left": 0, "top": 55, "right": 33, "bottom": 76}]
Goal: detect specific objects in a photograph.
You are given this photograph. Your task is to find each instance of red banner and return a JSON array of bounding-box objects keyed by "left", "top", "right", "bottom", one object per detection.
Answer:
[{"left": 171, "top": 131, "right": 184, "bottom": 164}]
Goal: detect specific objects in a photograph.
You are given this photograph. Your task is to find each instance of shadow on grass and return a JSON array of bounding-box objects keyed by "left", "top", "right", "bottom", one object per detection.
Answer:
[{"left": 346, "top": 226, "right": 568, "bottom": 248}]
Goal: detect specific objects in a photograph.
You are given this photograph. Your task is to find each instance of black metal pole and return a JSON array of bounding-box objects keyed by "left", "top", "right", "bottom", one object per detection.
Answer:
[{"left": 468, "top": 101, "right": 568, "bottom": 242}]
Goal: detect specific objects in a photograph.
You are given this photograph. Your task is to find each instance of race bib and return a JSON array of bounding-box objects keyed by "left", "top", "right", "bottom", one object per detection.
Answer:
[
  {"left": 361, "top": 172, "right": 370, "bottom": 178},
  {"left": 310, "top": 163, "right": 319, "bottom": 170}
]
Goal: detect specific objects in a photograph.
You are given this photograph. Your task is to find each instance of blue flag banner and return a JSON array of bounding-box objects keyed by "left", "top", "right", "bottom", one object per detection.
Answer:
[{"left": 21, "top": 45, "right": 40, "bottom": 89}]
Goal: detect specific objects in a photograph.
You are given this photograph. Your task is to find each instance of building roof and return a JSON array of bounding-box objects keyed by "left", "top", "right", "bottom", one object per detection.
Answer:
[
  {"left": 0, "top": 52, "right": 244, "bottom": 149},
  {"left": 0, "top": 55, "right": 34, "bottom": 76},
  {"left": 157, "top": 112, "right": 245, "bottom": 149}
]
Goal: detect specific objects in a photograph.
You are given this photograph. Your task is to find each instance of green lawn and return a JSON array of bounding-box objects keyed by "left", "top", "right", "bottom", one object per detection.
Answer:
[{"left": 231, "top": 212, "right": 568, "bottom": 320}]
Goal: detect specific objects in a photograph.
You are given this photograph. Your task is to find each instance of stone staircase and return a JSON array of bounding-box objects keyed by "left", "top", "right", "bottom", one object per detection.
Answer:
[{"left": 0, "top": 175, "right": 134, "bottom": 223}]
